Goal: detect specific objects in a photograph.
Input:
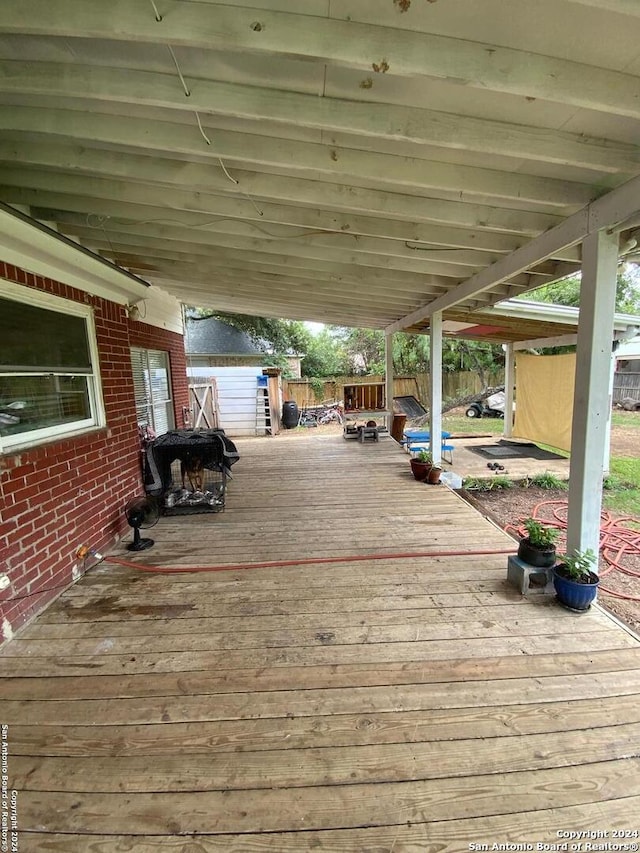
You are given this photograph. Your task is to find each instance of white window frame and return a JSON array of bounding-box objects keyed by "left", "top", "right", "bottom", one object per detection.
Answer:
[
  {"left": 130, "top": 347, "right": 175, "bottom": 436},
  {"left": 0, "top": 279, "right": 106, "bottom": 453}
]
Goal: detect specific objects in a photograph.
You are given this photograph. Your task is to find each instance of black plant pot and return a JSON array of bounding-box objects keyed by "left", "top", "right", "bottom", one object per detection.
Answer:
[{"left": 517, "top": 538, "right": 556, "bottom": 568}]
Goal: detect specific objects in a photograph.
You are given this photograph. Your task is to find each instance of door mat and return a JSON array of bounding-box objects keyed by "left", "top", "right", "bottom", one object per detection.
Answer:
[{"left": 468, "top": 440, "right": 565, "bottom": 461}]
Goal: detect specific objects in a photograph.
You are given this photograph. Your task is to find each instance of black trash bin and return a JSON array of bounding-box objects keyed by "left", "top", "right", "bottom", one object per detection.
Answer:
[{"left": 282, "top": 401, "right": 299, "bottom": 429}]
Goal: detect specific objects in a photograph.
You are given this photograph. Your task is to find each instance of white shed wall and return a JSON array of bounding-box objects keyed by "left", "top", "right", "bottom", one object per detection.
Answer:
[{"left": 188, "top": 365, "right": 262, "bottom": 436}]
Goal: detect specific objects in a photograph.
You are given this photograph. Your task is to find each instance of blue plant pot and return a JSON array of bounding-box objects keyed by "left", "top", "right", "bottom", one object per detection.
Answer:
[{"left": 553, "top": 567, "right": 599, "bottom": 611}]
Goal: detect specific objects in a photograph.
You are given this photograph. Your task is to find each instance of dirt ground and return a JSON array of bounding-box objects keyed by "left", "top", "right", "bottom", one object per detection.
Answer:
[{"left": 609, "top": 419, "right": 640, "bottom": 456}]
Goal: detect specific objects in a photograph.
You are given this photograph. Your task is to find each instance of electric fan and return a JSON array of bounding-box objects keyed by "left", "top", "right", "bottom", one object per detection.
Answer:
[{"left": 124, "top": 496, "right": 160, "bottom": 552}]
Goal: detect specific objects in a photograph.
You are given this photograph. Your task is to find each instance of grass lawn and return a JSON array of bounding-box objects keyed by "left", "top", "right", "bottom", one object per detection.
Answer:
[
  {"left": 611, "top": 411, "right": 640, "bottom": 428},
  {"left": 604, "top": 457, "right": 640, "bottom": 519},
  {"left": 442, "top": 414, "right": 504, "bottom": 435}
]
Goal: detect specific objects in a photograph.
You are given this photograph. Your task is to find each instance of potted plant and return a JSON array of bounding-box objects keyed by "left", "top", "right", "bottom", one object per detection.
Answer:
[
  {"left": 553, "top": 548, "right": 599, "bottom": 611},
  {"left": 427, "top": 463, "right": 442, "bottom": 485},
  {"left": 518, "top": 518, "right": 559, "bottom": 568},
  {"left": 410, "top": 449, "right": 432, "bottom": 482}
]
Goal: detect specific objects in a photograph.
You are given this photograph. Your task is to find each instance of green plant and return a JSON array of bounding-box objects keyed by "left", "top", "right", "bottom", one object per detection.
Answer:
[
  {"left": 442, "top": 415, "right": 503, "bottom": 437},
  {"left": 462, "top": 476, "right": 512, "bottom": 492},
  {"left": 414, "top": 450, "right": 432, "bottom": 464},
  {"left": 309, "top": 377, "right": 325, "bottom": 401},
  {"left": 462, "top": 476, "right": 484, "bottom": 490},
  {"left": 523, "top": 518, "right": 559, "bottom": 548},
  {"left": 491, "top": 476, "right": 513, "bottom": 490},
  {"left": 529, "top": 471, "right": 567, "bottom": 490},
  {"left": 558, "top": 548, "right": 597, "bottom": 581}
]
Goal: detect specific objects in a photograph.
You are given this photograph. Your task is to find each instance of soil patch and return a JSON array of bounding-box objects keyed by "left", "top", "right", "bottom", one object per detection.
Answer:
[{"left": 610, "top": 426, "right": 640, "bottom": 457}]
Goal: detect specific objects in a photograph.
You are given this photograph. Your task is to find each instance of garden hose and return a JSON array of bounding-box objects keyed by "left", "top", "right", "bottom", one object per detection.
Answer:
[{"left": 85, "top": 546, "right": 516, "bottom": 575}]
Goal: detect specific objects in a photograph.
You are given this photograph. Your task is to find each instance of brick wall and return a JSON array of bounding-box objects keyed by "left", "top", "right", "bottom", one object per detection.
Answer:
[{"left": 0, "top": 262, "right": 188, "bottom": 644}]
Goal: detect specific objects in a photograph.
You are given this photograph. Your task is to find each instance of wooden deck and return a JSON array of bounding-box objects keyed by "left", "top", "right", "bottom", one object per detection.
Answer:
[{"left": 2, "top": 432, "right": 640, "bottom": 851}]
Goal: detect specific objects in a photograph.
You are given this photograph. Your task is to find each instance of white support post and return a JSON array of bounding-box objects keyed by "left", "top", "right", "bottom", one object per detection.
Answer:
[
  {"left": 603, "top": 352, "right": 615, "bottom": 476},
  {"left": 385, "top": 332, "right": 394, "bottom": 433},
  {"left": 503, "top": 342, "right": 515, "bottom": 438},
  {"left": 566, "top": 229, "right": 619, "bottom": 563},
  {"left": 429, "top": 311, "right": 443, "bottom": 465}
]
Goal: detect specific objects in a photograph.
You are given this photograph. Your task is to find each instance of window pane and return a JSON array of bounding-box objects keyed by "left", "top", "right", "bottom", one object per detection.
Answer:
[
  {"left": 0, "top": 296, "right": 91, "bottom": 372},
  {"left": 0, "top": 374, "right": 91, "bottom": 437},
  {"left": 130, "top": 348, "right": 174, "bottom": 435},
  {"left": 152, "top": 401, "right": 172, "bottom": 436}
]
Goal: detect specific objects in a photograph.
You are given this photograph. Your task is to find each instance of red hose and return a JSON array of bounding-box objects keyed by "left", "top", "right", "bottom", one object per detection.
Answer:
[
  {"left": 508, "top": 500, "right": 640, "bottom": 602},
  {"left": 104, "top": 546, "right": 516, "bottom": 575}
]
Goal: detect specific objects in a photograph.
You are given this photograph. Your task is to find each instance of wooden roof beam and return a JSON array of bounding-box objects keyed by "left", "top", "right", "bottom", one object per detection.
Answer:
[
  {"left": 2, "top": 3, "right": 640, "bottom": 118},
  {"left": 0, "top": 65, "right": 639, "bottom": 174},
  {"left": 0, "top": 117, "right": 596, "bottom": 210}
]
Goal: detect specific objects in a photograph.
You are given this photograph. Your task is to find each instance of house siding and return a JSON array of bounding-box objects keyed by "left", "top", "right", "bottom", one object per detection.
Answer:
[{"left": 0, "top": 261, "right": 189, "bottom": 644}]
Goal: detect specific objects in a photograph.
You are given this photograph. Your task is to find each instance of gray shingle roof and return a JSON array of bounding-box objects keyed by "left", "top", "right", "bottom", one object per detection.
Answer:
[{"left": 185, "top": 317, "right": 265, "bottom": 356}]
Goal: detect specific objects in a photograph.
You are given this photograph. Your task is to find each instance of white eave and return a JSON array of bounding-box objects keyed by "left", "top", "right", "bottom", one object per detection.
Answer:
[
  {"left": 0, "top": 203, "right": 150, "bottom": 304},
  {"left": 485, "top": 298, "right": 640, "bottom": 334}
]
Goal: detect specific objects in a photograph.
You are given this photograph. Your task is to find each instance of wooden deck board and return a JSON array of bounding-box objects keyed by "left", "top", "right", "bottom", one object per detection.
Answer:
[
  {"left": 13, "top": 759, "right": 640, "bottom": 834},
  {"left": 9, "top": 693, "right": 640, "bottom": 757},
  {"left": 16, "top": 795, "right": 640, "bottom": 852},
  {"left": 1, "top": 432, "right": 638, "bottom": 851}
]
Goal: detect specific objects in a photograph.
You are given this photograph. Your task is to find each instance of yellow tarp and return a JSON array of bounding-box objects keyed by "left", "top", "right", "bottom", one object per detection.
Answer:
[{"left": 513, "top": 352, "right": 575, "bottom": 452}]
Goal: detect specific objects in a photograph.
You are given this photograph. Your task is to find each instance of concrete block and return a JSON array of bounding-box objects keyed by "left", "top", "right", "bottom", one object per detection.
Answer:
[{"left": 507, "top": 554, "right": 555, "bottom": 595}]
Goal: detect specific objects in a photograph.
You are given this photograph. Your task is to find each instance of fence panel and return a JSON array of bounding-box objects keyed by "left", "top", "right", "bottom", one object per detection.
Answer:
[
  {"left": 283, "top": 371, "right": 505, "bottom": 410},
  {"left": 613, "top": 371, "right": 640, "bottom": 403}
]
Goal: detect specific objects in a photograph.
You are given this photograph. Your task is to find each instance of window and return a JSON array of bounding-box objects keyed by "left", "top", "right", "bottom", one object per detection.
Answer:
[
  {"left": 0, "top": 280, "right": 105, "bottom": 452},
  {"left": 130, "top": 347, "right": 175, "bottom": 436}
]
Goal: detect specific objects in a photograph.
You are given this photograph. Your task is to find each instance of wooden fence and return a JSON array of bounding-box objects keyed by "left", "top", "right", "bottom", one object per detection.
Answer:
[
  {"left": 283, "top": 371, "right": 504, "bottom": 408},
  {"left": 613, "top": 371, "right": 640, "bottom": 404}
]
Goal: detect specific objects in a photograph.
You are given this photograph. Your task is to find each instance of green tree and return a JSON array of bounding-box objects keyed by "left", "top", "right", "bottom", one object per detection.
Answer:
[
  {"left": 524, "top": 264, "right": 640, "bottom": 314},
  {"left": 301, "top": 328, "right": 345, "bottom": 377},
  {"left": 329, "top": 326, "right": 385, "bottom": 374},
  {"left": 392, "top": 333, "right": 430, "bottom": 374}
]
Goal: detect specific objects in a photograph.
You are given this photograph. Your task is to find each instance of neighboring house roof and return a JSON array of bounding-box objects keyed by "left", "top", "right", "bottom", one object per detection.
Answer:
[
  {"left": 185, "top": 317, "right": 265, "bottom": 356},
  {"left": 615, "top": 336, "right": 640, "bottom": 360}
]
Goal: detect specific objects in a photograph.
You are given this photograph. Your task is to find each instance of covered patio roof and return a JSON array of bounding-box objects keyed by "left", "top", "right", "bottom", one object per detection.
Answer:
[{"left": 0, "top": 0, "right": 639, "bottom": 331}]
